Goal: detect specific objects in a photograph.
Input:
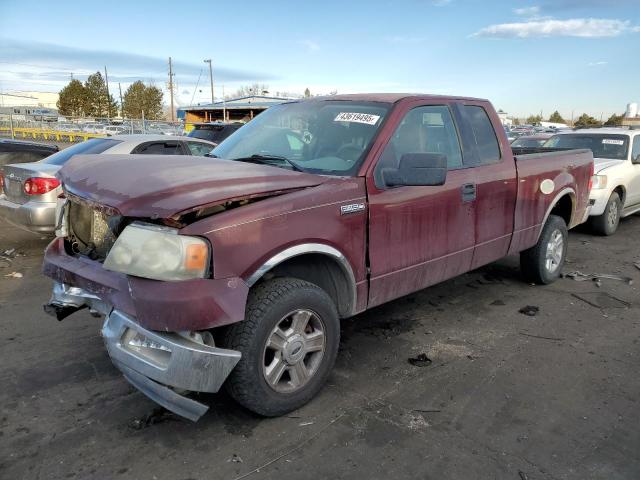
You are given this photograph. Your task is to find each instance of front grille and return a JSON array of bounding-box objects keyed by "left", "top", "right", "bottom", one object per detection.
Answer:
[{"left": 67, "top": 200, "right": 119, "bottom": 261}]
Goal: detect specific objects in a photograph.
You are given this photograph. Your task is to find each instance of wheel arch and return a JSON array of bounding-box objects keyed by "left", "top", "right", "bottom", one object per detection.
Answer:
[
  {"left": 539, "top": 188, "right": 576, "bottom": 237},
  {"left": 246, "top": 243, "right": 357, "bottom": 318}
]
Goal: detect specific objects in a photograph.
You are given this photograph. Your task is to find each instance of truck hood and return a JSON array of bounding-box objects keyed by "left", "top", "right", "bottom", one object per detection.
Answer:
[
  {"left": 594, "top": 158, "right": 625, "bottom": 174},
  {"left": 58, "top": 154, "right": 327, "bottom": 219}
]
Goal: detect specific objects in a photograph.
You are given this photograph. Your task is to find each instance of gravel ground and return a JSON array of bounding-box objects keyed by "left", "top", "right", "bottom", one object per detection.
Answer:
[{"left": 1, "top": 216, "right": 639, "bottom": 480}]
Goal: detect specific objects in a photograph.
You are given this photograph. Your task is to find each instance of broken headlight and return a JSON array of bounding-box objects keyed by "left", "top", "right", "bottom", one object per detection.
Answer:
[{"left": 104, "top": 222, "right": 210, "bottom": 281}]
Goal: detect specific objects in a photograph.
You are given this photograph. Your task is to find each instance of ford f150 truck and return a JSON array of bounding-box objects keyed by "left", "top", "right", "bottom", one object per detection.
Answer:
[{"left": 42, "top": 94, "right": 593, "bottom": 421}]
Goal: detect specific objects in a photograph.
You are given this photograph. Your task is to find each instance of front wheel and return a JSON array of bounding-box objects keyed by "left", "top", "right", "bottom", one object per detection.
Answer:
[
  {"left": 591, "top": 192, "right": 621, "bottom": 236},
  {"left": 222, "top": 277, "right": 340, "bottom": 416},
  {"left": 520, "top": 214, "right": 568, "bottom": 285}
]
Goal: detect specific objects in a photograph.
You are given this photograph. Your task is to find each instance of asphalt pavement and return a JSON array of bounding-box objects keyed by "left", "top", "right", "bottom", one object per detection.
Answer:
[{"left": 1, "top": 216, "right": 639, "bottom": 480}]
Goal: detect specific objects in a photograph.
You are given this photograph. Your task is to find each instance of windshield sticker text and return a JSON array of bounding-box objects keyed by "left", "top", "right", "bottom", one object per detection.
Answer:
[
  {"left": 602, "top": 139, "right": 624, "bottom": 145},
  {"left": 334, "top": 112, "right": 380, "bottom": 125}
]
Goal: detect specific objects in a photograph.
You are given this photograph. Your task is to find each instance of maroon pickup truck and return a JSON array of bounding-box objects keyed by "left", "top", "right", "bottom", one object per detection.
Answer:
[{"left": 43, "top": 94, "right": 593, "bottom": 420}]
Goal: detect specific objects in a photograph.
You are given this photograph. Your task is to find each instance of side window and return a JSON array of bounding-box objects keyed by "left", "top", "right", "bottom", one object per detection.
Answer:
[
  {"left": 632, "top": 136, "right": 640, "bottom": 162},
  {"left": 135, "top": 142, "right": 183, "bottom": 155},
  {"left": 377, "top": 105, "right": 463, "bottom": 182},
  {"left": 186, "top": 141, "right": 213, "bottom": 156},
  {"left": 463, "top": 105, "right": 501, "bottom": 165}
]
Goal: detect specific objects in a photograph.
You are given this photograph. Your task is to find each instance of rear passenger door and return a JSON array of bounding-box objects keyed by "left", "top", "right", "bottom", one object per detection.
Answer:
[
  {"left": 628, "top": 135, "right": 640, "bottom": 208},
  {"left": 131, "top": 141, "right": 186, "bottom": 155},
  {"left": 456, "top": 102, "right": 517, "bottom": 269}
]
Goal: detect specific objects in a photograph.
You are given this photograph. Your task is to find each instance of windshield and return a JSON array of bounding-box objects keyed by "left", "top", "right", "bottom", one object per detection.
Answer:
[
  {"left": 188, "top": 124, "right": 240, "bottom": 144},
  {"left": 211, "top": 100, "right": 390, "bottom": 175},
  {"left": 40, "top": 138, "right": 121, "bottom": 166},
  {"left": 544, "top": 134, "right": 629, "bottom": 160}
]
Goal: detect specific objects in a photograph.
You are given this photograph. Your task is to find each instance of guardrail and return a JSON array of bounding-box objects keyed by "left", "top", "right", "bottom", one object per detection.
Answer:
[{"left": 0, "top": 127, "right": 107, "bottom": 142}]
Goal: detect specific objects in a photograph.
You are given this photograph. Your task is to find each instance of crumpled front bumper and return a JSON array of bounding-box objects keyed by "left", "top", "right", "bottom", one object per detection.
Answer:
[{"left": 45, "top": 282, "right": 241, "bottom": 421}]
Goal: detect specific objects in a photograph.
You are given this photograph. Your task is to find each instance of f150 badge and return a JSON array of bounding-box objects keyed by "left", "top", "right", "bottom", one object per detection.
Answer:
[{"left": 340, "top": 203, "right": 366, "bottom": 215}]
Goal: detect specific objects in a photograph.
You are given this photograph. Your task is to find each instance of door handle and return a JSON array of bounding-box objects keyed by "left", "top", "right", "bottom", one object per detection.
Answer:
[{"left": 461, "top": 183, "right": 476, "bottom": 202}]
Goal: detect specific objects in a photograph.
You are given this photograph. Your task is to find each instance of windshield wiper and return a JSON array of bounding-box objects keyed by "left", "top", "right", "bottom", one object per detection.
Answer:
[{"left": 231, "top": 154, "right": 304, "bottom": 172}]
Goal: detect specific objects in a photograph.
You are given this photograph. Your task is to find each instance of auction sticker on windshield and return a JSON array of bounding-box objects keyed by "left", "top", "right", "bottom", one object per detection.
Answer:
[
  {"left": 334, "top": 112, "right": 381, "bottom": 125},
  {"left": 602, "top": 139, "right": 625, "bottom": 145}
]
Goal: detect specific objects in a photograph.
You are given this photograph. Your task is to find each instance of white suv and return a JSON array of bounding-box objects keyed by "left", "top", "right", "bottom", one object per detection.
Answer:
[{"left": 545, "top": 128, "right": 640, "bottom": 235}]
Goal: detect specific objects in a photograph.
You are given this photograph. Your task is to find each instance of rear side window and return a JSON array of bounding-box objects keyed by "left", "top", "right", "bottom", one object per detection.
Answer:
[
  {"left": 135, "top": 142, "right": 183, "bottom": 155},
  {"left": 41, "top": 138, "right": 121, "bottom": 166},
  {"left": 632, "top": 136, "right": 640, "bottom": 162},
  {"left": 463, "top": 105, "right": 501, "bottom": 165},
  {"left": 186, "top": 141, "right": 214, "bottom": 156}
]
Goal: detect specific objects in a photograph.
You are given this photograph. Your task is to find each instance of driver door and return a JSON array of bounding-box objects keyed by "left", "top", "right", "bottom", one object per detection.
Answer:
[{"left": 366, "top": 103, "right": 476, "bottom": 307}]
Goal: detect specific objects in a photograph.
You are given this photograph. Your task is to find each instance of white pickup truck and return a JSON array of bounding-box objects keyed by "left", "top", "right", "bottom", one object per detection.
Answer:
[{"left": 545, "top": 128, "right": 640, "bottom": 235}]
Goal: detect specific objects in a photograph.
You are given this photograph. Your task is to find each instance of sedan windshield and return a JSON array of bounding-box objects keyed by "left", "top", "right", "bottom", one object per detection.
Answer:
[
  {"left": 211, "top": 100, "right": 390, "bottom": 175},
  {"left": 544, "top": 134, "right": 629, "bottom": 160}
]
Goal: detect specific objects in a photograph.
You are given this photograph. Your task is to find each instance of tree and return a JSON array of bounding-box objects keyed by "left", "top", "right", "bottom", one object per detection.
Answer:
[
  {"left": 83, "top": 72, "right": 118, "bottom": 118},
  {"left": 227, "top": 83, "right": 270, "bottom": 99},
  {"left": 304, "top": 88, "right": 311, "bottom": 98},
  {"left": 548, "top": 111, "right": 565, "bottom": 124},
  {"left": 122, "top": 81, "right": 164, "bottom": 120},
  {"left": 57, "top": 79, "right": 87, "bottom": 117},
  {"left": 526, "top": 114, "right": 543, "bottom": 125},
  {"left": 513, "top": 118, "right": 521, "bottom": 126},
  {"left": 604, "top": 113, "right": 624, "bottom": 126},
  {"left": 574, "top": 113, "right": 601, "bottom": 128}
]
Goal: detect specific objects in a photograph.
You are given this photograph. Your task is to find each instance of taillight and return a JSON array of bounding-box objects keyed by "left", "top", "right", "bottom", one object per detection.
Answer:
[
  {"left": 0, "top": 171, "right": 4, "bottom": 194},
  {"left": 588, "top": 161, "right": 595, "bottom": 192},
  {"left": 24, "top": 177, "right": 61, "bottom": 195}
]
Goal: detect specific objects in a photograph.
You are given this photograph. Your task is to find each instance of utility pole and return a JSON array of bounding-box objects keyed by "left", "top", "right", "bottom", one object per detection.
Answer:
[
  {"left": 204, "top": 58, "right": 214, "bottom": 107},
  {"left": 168, "top": 57, "right": 175, "bottom": 122},
  {"left": 222, "top": 84, "right": 226, "bottom": 122},
  {"left": 118, "top": 83, "right": 124, "bottom": 118},
  {"left": 104, "top": 66, "right": 111, "bottom": 119}
]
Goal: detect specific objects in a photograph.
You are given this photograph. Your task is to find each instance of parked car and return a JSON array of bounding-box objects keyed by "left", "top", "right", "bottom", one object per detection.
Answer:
[
  {"left": 0, "top": 135, "right": 216, "bottom": 233},
  {"left": 187, "top": 122, "right": 243, "bottom": 146},
  {"left": 42, "top": 94, "right": 593, "bottom": 421},
  {"left": 0, "top": 139, "right": 58, "bottom": 166},
  {"left": 511, "top": 133, "right": 554, "bottom": 148},
  {"left": 544, "top": 128, "right": 640, "bottom": 235}
]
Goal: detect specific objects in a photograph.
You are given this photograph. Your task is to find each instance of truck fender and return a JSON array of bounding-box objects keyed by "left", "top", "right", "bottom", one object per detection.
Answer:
[
  {"left": 245, "top": 243, "right": 358, "bottom": 317},
  {"left": 536, "top": 187, "right": 576, "bottom": 240}
]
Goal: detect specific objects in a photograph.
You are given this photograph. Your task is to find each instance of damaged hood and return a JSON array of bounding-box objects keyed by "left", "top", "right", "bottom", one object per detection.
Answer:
[{"left": 58, "top": 154, "right": 327, "bottom": 219}]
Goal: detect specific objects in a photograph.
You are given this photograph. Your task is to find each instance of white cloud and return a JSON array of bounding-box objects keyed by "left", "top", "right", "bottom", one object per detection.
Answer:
[
  {"left": 299, "top": 40, "right": 320, "bottom": 52},
  {"left": 587, "top": 61, "right": 608, "bottom": 66},
  {"left": 473, "top": 18, "right": 638, "bottom": 38},
  {"left": 514, "top": 6, "right": 540, "bottom": 16},
  {"left": 431, "top": 0, "right": 453, "bottom": 6}
]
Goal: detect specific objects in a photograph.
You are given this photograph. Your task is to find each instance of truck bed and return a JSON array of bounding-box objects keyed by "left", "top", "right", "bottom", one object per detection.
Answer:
[{"left": 508, "top": 148, "right": 593, "bottom": 255}]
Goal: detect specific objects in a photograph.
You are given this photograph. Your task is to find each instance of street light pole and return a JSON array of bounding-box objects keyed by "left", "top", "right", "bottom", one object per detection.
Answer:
[{"left": 204, "top": 59, "right": 214, "bottom": 116}]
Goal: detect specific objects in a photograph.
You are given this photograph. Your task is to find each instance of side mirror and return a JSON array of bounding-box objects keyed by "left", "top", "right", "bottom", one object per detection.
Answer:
[{"left": 382, "top": 153, "right": 447, "bottom": 187}]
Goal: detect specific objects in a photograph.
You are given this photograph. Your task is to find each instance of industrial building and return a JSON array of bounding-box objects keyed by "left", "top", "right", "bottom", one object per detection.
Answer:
[{"left": 177, "top": 95, "right": 291, "bottom": 124}]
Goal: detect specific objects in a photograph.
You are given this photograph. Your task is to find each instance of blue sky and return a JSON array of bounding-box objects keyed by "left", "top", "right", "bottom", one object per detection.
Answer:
[{"left": 0, "top": 0, "right": 638, "bottom": 119}]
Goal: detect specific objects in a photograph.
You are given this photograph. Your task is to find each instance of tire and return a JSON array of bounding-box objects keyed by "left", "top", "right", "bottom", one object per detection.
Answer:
[
  {"left": 591, "top": 192, "right": 622, "bottom": 236},
  {"left": 222, "top": 277, "right": 340, "bottom": 417},
  {"left": 520, "top": 214, "right": 568, "bottom": 285}
]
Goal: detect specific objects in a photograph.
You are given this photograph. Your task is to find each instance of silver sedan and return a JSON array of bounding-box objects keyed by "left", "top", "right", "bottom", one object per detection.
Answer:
[{"left": 0, "top": 135, "right": 216, "bottom": 233}]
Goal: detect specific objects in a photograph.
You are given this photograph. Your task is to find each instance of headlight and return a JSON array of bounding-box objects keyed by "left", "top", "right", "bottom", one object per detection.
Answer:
[
  {"left": 591, "top": 175, "right": 608, "bottom": 190},
  {"left": 104, "top": 222, "right": 210, "bottom": 281}
]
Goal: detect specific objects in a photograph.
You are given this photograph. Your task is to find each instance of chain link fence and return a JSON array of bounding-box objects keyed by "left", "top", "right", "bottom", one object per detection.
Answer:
[{"left": 0, "top": 114, "right": 185, "bottom": 143}]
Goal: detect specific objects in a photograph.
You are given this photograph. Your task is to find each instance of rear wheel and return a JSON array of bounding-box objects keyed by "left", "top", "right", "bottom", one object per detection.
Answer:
[
  {"left": 520, "top": 214, "right": 568, "bottom": 285},
  {"left": 222, "top": 277, "right": 339, "bottom": 416},
  {"left": 591, "top": 192, "right": 621, "bottom": 236}
]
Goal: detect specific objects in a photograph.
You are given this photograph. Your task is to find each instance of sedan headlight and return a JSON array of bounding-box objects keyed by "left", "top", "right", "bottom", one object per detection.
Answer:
[
  {"left": 591, "top": 175, "right": 608, "bottom": 190},
  {"left": 104, "top": 222, "right": 210, "bottom": 281}
]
